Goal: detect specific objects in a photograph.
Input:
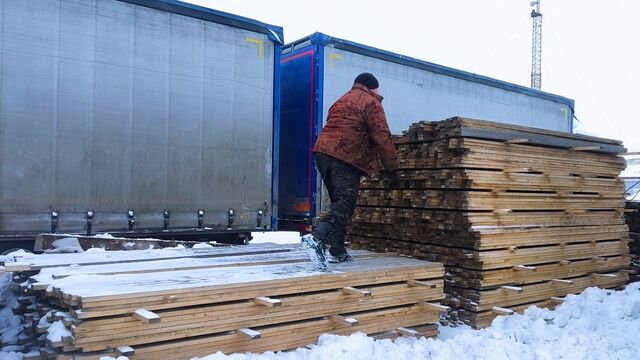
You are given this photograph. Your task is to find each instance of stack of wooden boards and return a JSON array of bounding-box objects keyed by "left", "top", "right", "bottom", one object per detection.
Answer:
[
  {"left": 2, "top": 243, "right": 446, "bottom": 359},
  {"left": 348, "top": 117, "right": 631, "bottom": 328},
  {"left": 625, "top": 201, "right": 640, "bottom": 282}
]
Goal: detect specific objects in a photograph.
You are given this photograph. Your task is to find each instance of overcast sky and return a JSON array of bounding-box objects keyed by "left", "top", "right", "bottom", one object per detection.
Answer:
[{"left": 189, "top": 0, "right": 639, "bottom": 151}]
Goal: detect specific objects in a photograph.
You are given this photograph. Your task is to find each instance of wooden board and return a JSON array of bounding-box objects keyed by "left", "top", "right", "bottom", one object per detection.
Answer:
[
  {"left": 31, "top": 249, "right": 382, "bottom": 283},
  {"left": 349, "top": 236, "right": 628, "bottom": 270},
  {"left": 61, "top": 305, "right": 441, "bottom": 360},
  {"left": 41, "top": 257, "right": 442, "bottom": 319},
  {"left": 349, "top": 223, "right": 628, "bottom": 250},
  {"left": 72, "top": 282, "right": 443, "bottom": 351},
  {"left": 6, "top": 243, "right": 299, "bottom": 271},
  {"left": 19, "top": 245, "right": 445, "bottom": 358},
  {"left": 445, "top": 271, "right": 628, "bottom": 312},
  {"left": 446, "top": 255, "right": 630, "bottom": 288}
]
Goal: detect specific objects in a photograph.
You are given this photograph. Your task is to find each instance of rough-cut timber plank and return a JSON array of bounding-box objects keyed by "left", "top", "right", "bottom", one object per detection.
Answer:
[
  {"left": 349, "top": 117, "right": 629, "bottom": 329},
  {"left": 446, "top": 271, "right": 628, "bottom": 311},
  {"left": 47, "top": 257, "right": 443, "bottom": 318},
  {"left": 72, "top": 283, "right": 443, "bottom": 351},
  {"left": 7, "top": 243, "right": 299, "bottom": 271},
  {"left": 30, "top": 249, "right": 380, "bottom": 283},
  {"left": 446, "top": 255, "right": 630, "bottom": 288},
  {"left": 66, "top": 305, "right": 441, "bottom": 360}
]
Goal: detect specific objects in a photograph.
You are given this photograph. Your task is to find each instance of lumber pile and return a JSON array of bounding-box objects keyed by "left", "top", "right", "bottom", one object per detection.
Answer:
[
  {"left": 348, "top": 117, "right": 630, "bottom": 328},
  {"left": 625, "top": 201, "right": 640, "bottom": 282},
  {"left": 2, "top": 243, "right": 445, "bottom": 359}
]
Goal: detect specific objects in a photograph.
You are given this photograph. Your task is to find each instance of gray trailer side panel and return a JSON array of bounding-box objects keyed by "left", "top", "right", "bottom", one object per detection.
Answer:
[
  {"left": 0, "top": 0, "right": 274, "bottom": 234},
  {"left": 321, "top": 47, "right": 571, "bottom": 134}
]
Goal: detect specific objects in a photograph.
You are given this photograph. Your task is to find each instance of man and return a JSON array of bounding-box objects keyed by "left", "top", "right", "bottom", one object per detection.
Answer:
[{"left": 301, "top": 73, "right": 399, "bottom": 269}]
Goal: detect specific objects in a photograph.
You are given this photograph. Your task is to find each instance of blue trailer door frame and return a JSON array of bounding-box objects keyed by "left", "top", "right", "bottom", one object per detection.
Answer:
[{"left": 278, "top": 45, "right": 321, "bottom": 230}]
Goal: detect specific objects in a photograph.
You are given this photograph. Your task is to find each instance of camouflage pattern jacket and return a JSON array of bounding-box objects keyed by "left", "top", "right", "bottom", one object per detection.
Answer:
[{"left": 313, "top": 83, "right": 399, "bottom": 175}]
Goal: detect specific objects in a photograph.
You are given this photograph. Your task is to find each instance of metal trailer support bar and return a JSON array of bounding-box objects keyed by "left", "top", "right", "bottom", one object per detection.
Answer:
[
  {"left": 118, "top": 0, "right": 284, "bottom": 43},
  {"left": 314, "top": 44, "right": 325, "bottom": 220},
  {"left": 271, "top": 42, "right": 282, "bottom": 230}
]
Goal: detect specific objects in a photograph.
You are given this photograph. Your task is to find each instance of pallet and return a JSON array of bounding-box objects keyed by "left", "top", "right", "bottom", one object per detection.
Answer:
[{"left": 5, "top": 244, "right": 446, "bottom": 358}]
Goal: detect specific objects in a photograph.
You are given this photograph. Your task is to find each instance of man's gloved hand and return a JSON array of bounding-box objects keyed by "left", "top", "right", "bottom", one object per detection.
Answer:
[{"left": 384, "top": 170, "right": 399, "bottom": 189}]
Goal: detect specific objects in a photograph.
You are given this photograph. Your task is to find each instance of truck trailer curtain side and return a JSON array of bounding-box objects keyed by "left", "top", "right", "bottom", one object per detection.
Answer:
[
  {"left": 0, "top": 0, "right": 283, "bottom": 249},
  {"left": 278, "top": 32, "right": 575, "bottom": 231}
]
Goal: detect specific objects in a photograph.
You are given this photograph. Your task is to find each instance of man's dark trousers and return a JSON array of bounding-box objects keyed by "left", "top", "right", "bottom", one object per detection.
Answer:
[{"left": 313, "top": 153, "right": 363, "bottom": 253}]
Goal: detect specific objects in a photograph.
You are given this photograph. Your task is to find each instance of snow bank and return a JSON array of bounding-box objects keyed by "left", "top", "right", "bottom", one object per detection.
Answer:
[
  {"left": 195, "top": 283, "right": 640, "bottom": 360},
  {"left": 0, "top": 272, "right": 24, "bottom": 359},
  {"left": 250, "top": 232, "right": 300, "bottom": 245},
  {"left": 44, "top": 237, "right": 84, "bottom": 254}
]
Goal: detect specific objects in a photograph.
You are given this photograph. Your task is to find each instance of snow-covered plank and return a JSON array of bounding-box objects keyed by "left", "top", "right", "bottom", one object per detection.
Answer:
[
  {"left": 57, "top": 257, "right": 442, "bottom": 319},
  {"left": 6, "top": 243, "right": 299, "bottom": 271},
  {"left": 30, "top": 249, "right": 379, "bottom": 283}
]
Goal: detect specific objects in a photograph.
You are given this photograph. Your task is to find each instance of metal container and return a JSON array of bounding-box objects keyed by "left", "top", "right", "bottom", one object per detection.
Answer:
[
  {"left": 0, "top": 0, "right": 283, "bottom": 247},
  {"left": 278, "top": 32, "right": 575, "bottom": 230}
]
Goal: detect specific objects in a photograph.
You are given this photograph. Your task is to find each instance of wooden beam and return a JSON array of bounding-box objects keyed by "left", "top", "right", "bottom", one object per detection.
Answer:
[
  {"left": 492, "top": 306, "right": 514, "bottom": 316},
  {"left": 329, "top": 314, "right": 358, "bottom": 327},
  {"left": 396, "top": 327, "right": 420, "bottom": 337},
  {"left": 419, "top": 302, "right": 450, "bottom": 312},
  {"left": 550, "top": 297, "right": 565, "bottom": 304},
  {"left": 132, "top": 308, "right": 161, "bottom": 324},
  {"left": 341, "top": 286, "right": 372, "bottom": 297},
  {"left": 494, "top": 209, "right": 513, "bottom": 215},
  {"left": 592, "top": 273, "right": 617, "bottom": 279},
  {"left": 4, "top": 263, "right": 32, "bottom": 272},
  {"left": 513, "top": 265, "right": 536, "bottom": 271},
  {"left": 253, "top": 296, "right": 282, "bottom": 307},
  {"left": 550, "top": 278, "right": 573, "bottom": 285},
  {"left": 237, "top": 328, "right": 261, "bottom": 340},
  {"left": 572, "top": 145, "right": 603, "bottom": 151},
  {"left": 116, "top": 346, "right": 135, "bottom": 356},
  {"left": 503, "top": 167, "right": 533, "bottom": 173},
  {"left": 500, "top": 285, "right": 523, "bottom": 293},
  {"left": 505, "top": 138, "right": 531, "bottom": 144},
  {"left": 592, "top": 256, "right": 608, "bottom": 261},
  {"left": 560, "top": 260, "right": 571, "bottom": 265},
  {"left": 406, "top": 280, "right": 437, "bottom": 288}
]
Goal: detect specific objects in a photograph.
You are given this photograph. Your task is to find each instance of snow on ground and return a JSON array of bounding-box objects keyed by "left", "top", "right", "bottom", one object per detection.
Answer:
[
  {"left": 251, "top": 231, "right": 300, "bottom": 244},
  {"left": 0, "top": 268, "right": 25, "bottom": 360},
  {"left": 196, "top": 283, "right": 640, "bottom": 360}
]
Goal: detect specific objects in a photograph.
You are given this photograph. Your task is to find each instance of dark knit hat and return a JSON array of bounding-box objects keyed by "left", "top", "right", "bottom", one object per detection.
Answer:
[{"left": 354, "top": 72, "right": 379, "bottom": 90}]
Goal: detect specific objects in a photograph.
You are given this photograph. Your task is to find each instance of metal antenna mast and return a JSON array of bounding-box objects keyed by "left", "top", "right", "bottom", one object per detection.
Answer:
[{"left": 530, "top": 0, "right": 542, "bottom": 89}]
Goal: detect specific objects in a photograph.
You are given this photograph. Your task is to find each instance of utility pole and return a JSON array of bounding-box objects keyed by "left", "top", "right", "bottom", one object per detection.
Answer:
[{"left": 530, "top": 0, "right": 542, "bottom": 89}]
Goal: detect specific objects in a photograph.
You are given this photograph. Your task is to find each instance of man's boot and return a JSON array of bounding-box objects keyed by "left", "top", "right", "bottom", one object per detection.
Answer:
[
  {"left": 326, "top": 229, "right": 353, "bottom": 263},
  {"left": 300, "top": 221, "right": 333, "bottom": 270}
]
